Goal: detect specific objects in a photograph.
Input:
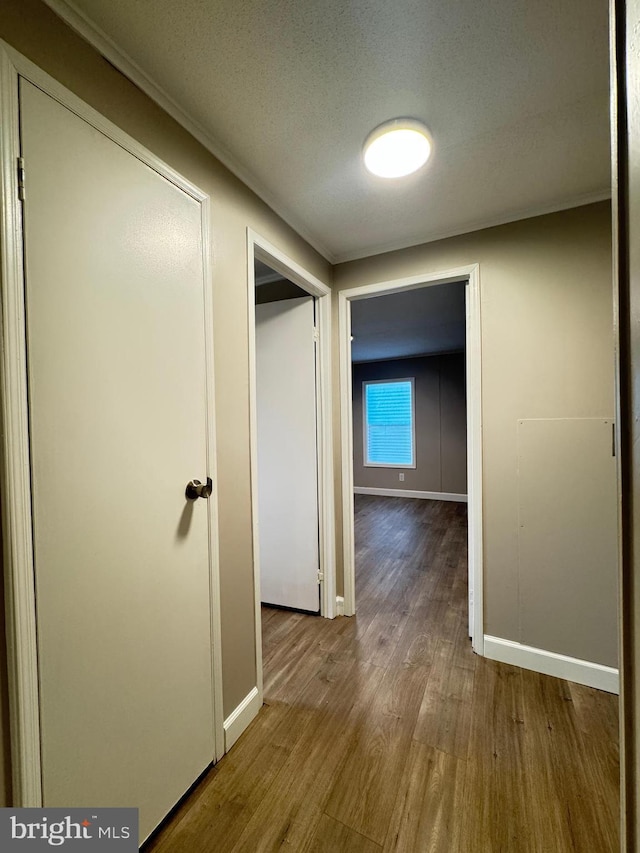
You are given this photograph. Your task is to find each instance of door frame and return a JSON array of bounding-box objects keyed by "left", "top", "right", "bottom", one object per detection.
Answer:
[
  {"left": 338, "top": 264, "right": 484, "bottom": 653},
  {"left": 246, "top": 230, "right": 335, "bottom": 696},
  {"left": 0, "top": 42, "right": 225, "bottom": 805}
]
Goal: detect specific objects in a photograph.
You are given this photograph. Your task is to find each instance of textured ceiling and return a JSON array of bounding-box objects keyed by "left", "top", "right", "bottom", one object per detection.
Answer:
[
  {"left": 45, "top": 0, "right": 611, "bottom": 263},
  {"left": 351, "top": 283, "right": 466, "bottom": 362}
]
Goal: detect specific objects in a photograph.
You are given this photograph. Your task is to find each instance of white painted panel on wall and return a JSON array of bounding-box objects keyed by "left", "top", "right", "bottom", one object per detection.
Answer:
[
  {"left": 517, "top": 418, "right": 618, "bottom": 668},
  {"left": 255, "top": 297, "right": 320, "bottom": 611}
]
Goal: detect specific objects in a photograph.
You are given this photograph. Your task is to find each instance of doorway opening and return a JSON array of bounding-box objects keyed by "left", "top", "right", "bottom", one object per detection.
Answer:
[
  {"left": 246, "top": 230, "right": 335, "bottom": 704},
  {"left": 338, "top": 265, "right": 483, "bottom": 651},
  {"left": 255, "top": 264, "right": 321, "bottom": 614}
]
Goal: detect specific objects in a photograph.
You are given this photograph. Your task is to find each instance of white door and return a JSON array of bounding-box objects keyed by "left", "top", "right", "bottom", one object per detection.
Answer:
[
  {"left": 20, "top": 80, "right": 216, "bottom": 841},
  {"left": 255, "top": 297, "right": 320, "bottom": 611}
]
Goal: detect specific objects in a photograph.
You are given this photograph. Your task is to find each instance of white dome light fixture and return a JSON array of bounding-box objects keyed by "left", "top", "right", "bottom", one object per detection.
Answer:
[{"left": 363, "top": 118, "right": 432, "bottom": 179}]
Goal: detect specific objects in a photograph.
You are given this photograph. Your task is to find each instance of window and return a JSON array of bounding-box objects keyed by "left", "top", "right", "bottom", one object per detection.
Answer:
[{"left": 363, "top": 378, "right": 415, "bottom": 468}]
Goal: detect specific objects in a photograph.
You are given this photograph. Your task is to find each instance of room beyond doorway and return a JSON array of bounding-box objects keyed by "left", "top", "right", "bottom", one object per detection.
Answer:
[
  {"left": 351, "top": 284, "right": 467, "bottom": 502},
  {"left": 338, "top": 265, "right": 483, "bottom": 651}
]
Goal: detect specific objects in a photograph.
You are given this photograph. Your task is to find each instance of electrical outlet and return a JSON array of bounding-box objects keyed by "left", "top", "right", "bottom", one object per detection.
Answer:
[{"left": 399, "top": 472, "right": 405, "bottom": 482}]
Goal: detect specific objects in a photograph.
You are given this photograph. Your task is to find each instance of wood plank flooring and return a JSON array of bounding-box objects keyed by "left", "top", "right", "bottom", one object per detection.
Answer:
[{"left": 145, "top": 495, "right": 619, "bottom": 852}]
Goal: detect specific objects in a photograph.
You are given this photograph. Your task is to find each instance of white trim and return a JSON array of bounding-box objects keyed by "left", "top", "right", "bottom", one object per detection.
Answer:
[
  {"left": 0, "top": 42, "right": 226, "bottom": 803},
  {"left": 336, "top": 596, "right": 345, "bottom": 616},
  {"left": 483, "top": 636, "right": 619, "bottom": 695},
  {"left": 223, "top": 687, "right": 262, "bottom": 752},
  {"left": 465, "top": 269, "right": 484, "bottom": 652},
  {"left": 339, "top": 264, "right": 484, "bottom": 650},
  {"left": 314, "top": 286, "right": 337, "bottom": 620},
  {"left": 354, "top": 487, "right": 467, "bottom": 502},
  {"left": 339, "top": 267, "right": 478, "bottom": 302},
  {"left": 339, "top": 294, "right": 356, "bottom": 617},
  {"left": 0, "top": 47, "right": 42, "bottom": 807},
  {"left": 246, "top": 237, "right": 264, "bottom": 704},
  {"left": 200, "top": 195, "right": 226, "bottom": 762},
  {"left": 249, "top": 232, "right": 330, "bottom": 297},
  {"left": 41, "top": 0, "right": 335, "bottom": 264},
  {"left": 246, "top": 230, "right": 336, "bottom": 706}
]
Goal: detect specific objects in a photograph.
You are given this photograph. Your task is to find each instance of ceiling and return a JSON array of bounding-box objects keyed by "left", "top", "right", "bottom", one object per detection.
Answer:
[
  {"left": 45, "top": 0, "right": 611, "bottom": 264},
  {"left": 351, "top": 283, "right": 466, "bottom": 362},
  {"left": 254, "top": 259, "right": 285, "bottom": 286},
  {"left": 255, "top": 259, "right": 466, "bottom": 362},
  {"left": 256, "top": 259, "right": 465, "bottom": 360}
]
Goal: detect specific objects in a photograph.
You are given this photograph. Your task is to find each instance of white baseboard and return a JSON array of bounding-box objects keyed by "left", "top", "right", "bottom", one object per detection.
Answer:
[
  {"left": 354, "top": 486, "right": 467, "bottom": 503},
  {"left": 336, "top": 595, "right": 345, "bottom": 616},
  {"left": 223, "top": 686, "right": 262, "bottom": 751},
  {"left": 483, "top": 635, "right": 619, "bottom": 694}
]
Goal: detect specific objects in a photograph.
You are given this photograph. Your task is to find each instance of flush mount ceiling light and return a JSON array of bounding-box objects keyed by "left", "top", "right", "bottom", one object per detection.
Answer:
[{"left": 363, "top": 118, "right": 432, "bottom": 179}]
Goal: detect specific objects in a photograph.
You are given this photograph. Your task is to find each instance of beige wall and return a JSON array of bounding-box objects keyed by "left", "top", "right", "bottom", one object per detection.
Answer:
[
  {"left": 0, "top": 0, "right": 332, "bottom": 758},
  {"left": 352, "top": 354, "right": 467, "bottom": 495},
  {"left": 334, "top": 202, "right": 615, "bottom": 646}
]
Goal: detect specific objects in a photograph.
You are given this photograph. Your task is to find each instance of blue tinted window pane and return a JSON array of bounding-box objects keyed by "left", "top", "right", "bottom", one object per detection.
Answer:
[{"left": 365, "top": 381, "right": 413, "bottom": 465}]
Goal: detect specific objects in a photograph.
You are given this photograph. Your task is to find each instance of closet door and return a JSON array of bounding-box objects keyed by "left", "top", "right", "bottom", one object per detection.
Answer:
[
  {"left": 21, "top": 79, "right": 215, "bottom": 841},
  {"left": 256, "top": 297, "right": 320, "bottom": 612}
]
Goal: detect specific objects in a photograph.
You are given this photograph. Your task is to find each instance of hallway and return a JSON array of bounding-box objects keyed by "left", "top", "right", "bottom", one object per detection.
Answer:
[{"left": 146, "top": 496, "right": 619, "bottom": 852}]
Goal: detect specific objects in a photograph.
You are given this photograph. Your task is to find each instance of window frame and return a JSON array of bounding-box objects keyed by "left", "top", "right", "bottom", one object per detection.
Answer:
[{"left": 362, "top": 377, "right": 416, "bottom": 469}]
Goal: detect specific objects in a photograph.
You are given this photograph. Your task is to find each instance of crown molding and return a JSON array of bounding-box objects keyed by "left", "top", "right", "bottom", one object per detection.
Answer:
[
  {"left": 333, "top": 190, "right": 612, "bottom": 264},
  {"left": 40, "top": 1, "right": 612, "bottom": 269},
  {"left": 42, "top": 0, "right": 336, "bottom": 263}
]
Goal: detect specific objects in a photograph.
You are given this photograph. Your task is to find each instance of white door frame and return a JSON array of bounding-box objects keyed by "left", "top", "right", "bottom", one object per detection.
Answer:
[
  {"left": 247, "top": 230, "right": 335, "bottom": 696},
  {"left": 338, "top": 264, "right": 484, "bottom": 654},
  {"left": 0, "top": 42, "right": 225, "bottom": 806}
]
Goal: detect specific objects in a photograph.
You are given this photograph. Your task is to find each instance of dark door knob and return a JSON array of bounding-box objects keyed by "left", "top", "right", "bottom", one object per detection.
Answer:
[{"left": 185, "top": 477, "right": 213, "bottom": 500}]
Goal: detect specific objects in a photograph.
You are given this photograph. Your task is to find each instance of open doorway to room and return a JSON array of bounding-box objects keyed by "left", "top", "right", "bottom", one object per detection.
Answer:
[
  {"left": 254, "top": 259, "right": 321, "bottom": 614},
  {"left": 246, "top": 231, "right": 335, "bottom": 706},
  {"left": 339, "top": 266, "right": 483, "bottom": 649},
  {"left": 349, "top": 280, "right": 469, "bottom": 651}
]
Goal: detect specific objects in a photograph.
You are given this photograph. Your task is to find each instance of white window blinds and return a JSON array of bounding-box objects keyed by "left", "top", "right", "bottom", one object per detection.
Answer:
[{"left": 364, "top": 379, "right": 415, "bottom": 467}]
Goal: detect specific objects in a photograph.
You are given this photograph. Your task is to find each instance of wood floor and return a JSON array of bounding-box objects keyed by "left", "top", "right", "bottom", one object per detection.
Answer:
[{"left": 145, "top": 495, "right": 620, "bottom": 852}]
